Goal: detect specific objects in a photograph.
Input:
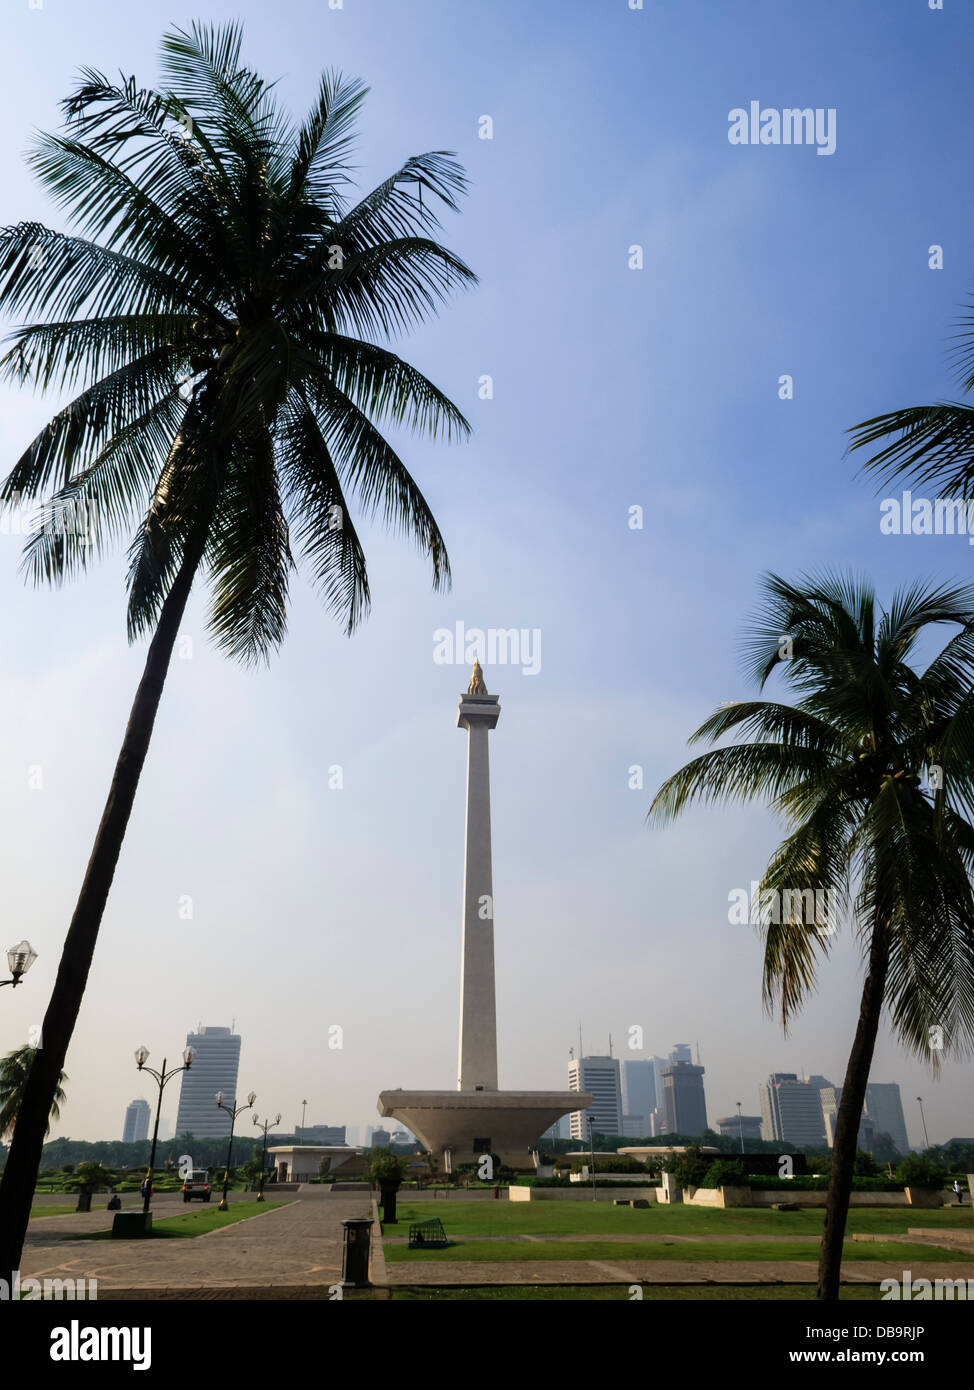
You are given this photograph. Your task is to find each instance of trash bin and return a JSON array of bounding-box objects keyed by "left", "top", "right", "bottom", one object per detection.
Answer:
[{"left": 341, "top": 1217, "right": 373, "bottom": 1288}]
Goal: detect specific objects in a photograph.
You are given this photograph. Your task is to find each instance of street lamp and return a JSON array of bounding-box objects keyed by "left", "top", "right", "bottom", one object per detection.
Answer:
[
  {"left": 588, "top": 1116, "right": 597, "bottom": 1203},
  {"left": 253, "top": 1111, "right": 281, "bottom": 1201},
  {"left": 1, "top": 940, "right": 37, "bottom": 989},
  {"left": 916, "top": 1096, "right": 930, "bottom": 1151},
  {"left": 736, "top": 1100, "right": 744, "bottom": 1154},
  {"left": 135, "top": 1045, "right": 195, "bottom": 1216},
  {"left": 216, "top": 1089, "right": 256, "bottom": 1210}
]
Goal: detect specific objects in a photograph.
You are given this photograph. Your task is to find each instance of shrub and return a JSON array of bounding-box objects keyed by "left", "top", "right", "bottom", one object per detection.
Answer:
[
  {"left": 661, "top": 1145, "right": 709, "bottom": 1190},
  {"left": 896, "top": 1155, "right": 948, "bottom": 1190},
  {"left": 700, "top": 1159, "right": 746, "bottom": 1189},
  {"left": 368, "top": 1147, "right": 407, "bottom": 1185}
]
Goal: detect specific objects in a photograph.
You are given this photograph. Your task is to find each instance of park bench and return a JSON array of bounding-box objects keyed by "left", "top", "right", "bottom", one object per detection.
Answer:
[{"left": 408, "top": 1218, "right": 449, "bottom": 1248}]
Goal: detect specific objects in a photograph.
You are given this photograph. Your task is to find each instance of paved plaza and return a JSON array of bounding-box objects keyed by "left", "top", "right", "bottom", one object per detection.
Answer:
[
  {"left": 22, "top": 1188, "right": 377, "bottom": 1295},
  {"left": 18, "top": 1189, "right": 974, "bottom": 1297}
]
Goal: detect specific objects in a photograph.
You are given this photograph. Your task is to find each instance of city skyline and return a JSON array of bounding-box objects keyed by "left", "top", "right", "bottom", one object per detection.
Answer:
[{"left": 0, "top": 0, "right": 971, "bottom": 1152}]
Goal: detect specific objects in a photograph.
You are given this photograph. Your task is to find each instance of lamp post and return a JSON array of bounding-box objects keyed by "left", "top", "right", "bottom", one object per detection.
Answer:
[
  {"left": 916, "top": 1096, "right": 930, "bottom": 1151},
  {"left": 216, "top": 1089, "right": 255, "bottom": 1210},
  {"left": 588, "top": 1115, "right": 597, "bottom": 1203},
  {"left": 135, "top": 1045, "right": 194, "bottom": 1216},
  {"left": 253, "top": 1111, "right": 281, "bottom": 1201},
  {"left": 1, "top": 940, "right": 37, "bottom": 988},
  {"left": 736, "top": 1100, "right": 744, "bottom": 1154}
]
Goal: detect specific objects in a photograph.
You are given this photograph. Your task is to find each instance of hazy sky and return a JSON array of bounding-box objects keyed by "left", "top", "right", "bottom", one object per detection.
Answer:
[{"left": 1, "top": 0, "right": 971, "bottom": 1149}]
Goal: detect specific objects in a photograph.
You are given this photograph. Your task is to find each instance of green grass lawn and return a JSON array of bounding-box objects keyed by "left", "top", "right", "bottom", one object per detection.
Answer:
[
  {"left": 385, "top": 1237, "right": 971, "bottom": 1264},
  {"left": 71, "top": 1200, "right": 286, "bottom": 1240},
  {"left": 391, "top": 1202, "right": 973, "bottom": 1240},
  {"left": 29, "top": 1205, "right": 76, "bottom": 1219},
  {"left": 388, "top": 1283, "right": 889, "bottom": 1300}
]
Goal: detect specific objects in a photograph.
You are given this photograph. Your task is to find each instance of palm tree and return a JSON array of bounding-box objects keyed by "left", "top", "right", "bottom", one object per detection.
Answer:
[
  {"left": 848, "top": 301, "right": 974, "bottom": 499},
  {"left": 0, "top": 1047, "right": 67, "bottom": 1141},
  {"left": 650, "top": 572, "right": 974, "bottom": 1300},
  {"left": 0, "top": 21, "right": 474, "bottom": 1279}
]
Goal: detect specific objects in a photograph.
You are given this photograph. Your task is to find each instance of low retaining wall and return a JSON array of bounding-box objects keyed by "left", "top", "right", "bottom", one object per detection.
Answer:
[
  {"left": 692, "top": 1186, "right": 946, "bottom": 1209},
  {"left": 510, "top": 1186, "right": 659, "bottom": 1203},
  {"left": 683, "top": 1186, "right": 751, "bottom": 1208}
]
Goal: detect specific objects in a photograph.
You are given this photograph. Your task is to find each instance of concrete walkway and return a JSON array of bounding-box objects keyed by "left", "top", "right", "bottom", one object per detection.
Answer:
[
  {"left": 382, "top": 1257, "right": 974, "bottom": 1287},
  {"left": 21, "top": 1188, "right": 372, "bottom": 1293}
]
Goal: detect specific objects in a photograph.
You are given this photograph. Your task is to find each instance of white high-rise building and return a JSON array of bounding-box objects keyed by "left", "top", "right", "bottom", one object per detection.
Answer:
[
  {"left": 122, "top": 1099, "right": 151, "bottom": 1144},
  {"left": 569, "top": 1056, "right": 622, "bottom": 1141},
  {"left": 759, "top": 1073, "right": 826, "bottom": 1147},
  {"left": 175, "top": 1025, "right": 242, "bottom": 1138}
]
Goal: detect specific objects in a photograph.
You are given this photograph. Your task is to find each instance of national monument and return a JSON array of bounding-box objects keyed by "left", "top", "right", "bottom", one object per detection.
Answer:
[{"left": 377, "top": 664, "right": 590, "bottom": 1168}]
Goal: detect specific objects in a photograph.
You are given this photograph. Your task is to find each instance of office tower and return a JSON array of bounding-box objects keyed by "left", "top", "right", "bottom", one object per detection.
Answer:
[
  {"left": 371, "top": 1127, "right": 392, "bottom": 1147},
  {"left": 122, "top": 1099, "right": 151, "bottom": 1144},
  {"left": 295, "top": 1124, "right": 345, "bottom": 1145},
  {"left": 569, "top": 1056, "right": 622, "bottom": 1140},
  {"left": 715, "top": 1114, "right": 763, "bottom": 1141},
  {"left": 174, "top": 1025, "right": 242, "bottom": 1138},
  {"left": 660, "top": 1061, "right": 708, "bottom": 1135},
  {"left": 621, "top": 1059, "right": 656, "bottom": 1128},
  {"left": 649, "top": 1057, "right": 670, "bottom": 1120},
  {"left": 759, "top": 1073, "right": 826, "bottom": 1147},
  {"left": 864, "top": 1083, "right": 909, "bottom": 1156},
  {"left": 669, "top": 1043, "right": 693, "bottom": 1064}
]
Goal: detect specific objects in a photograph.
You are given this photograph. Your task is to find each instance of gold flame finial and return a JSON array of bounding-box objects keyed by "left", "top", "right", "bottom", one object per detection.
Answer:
[{"left": 468, "top": 660, "right": 488, "bottom": 695}]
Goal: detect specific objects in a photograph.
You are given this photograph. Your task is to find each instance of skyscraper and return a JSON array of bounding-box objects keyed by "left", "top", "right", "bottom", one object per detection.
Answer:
[
  {"left": 621, "top": 1059, "right": 656, "bottom": 1137},
  {"left": 569, "top": 1056, "right": 622, "bottom": 1140},
  {"left": 122, "top": 1098, "right": 151, "bottom": 1144},
  {"left": 669, "top": 1043, "right": 694, "bottom": 1064},
  {"left": 759, "top": 1073, "right": 826, "bottom": 1147},
  {"left": 175, "top": 1025, "right": 242, "bottom": 1138},
  {"left": 864, "top": 1083, "right": 910, "bottom": 1156},
  {"left": 660, "top": 1060, "right": 708, "bottom": 1135}
]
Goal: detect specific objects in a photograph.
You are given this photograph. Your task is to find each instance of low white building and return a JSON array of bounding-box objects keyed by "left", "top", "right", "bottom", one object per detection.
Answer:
[{"left": 266, "top": 1145, "right": 365, "bottom": 1182}]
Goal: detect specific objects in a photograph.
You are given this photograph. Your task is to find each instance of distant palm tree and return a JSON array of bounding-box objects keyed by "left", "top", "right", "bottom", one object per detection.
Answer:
[
  {"left": 0, "top": 1047, "right": 66, "bottom": 1141},
  {"left": 0, "top": 20, "right": 474, "bottom": 1279},
  {"left": 650, "top": 572, "right": 974, "bottom": 1300}
]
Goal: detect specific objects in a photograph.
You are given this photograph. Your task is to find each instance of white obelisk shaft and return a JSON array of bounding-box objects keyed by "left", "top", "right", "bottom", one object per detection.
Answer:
[{"left": 456, "top": 687, "right": 500, "bottom": 1091}]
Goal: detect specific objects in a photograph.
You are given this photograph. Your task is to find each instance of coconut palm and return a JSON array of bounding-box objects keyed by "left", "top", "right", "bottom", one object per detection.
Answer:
[
  {"left": 0, "top": 1047, "right": 66, "bottom": 1141},
  {"left": 848, "top": 302, "right": 974, "bottom": 498},
  {"left": 0, "top": 21, "right": 474, "bottom": 1279},
  {"left": 650, "top": 572, "right": 974, "bottom": 1300}
]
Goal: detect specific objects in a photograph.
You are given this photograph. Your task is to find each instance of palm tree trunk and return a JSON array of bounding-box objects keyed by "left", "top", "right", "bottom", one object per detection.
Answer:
[
  {"left": 817, "top": 924, "right": 890, "bottom": 1300},
  {"left": 0, "top": 527, "right": 208, "bottom": 1283}
]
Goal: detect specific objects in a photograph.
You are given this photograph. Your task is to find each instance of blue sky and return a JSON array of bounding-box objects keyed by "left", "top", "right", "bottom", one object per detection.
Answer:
[{"left": 0, "top": 0, "right": 971, "bottom": 1147}]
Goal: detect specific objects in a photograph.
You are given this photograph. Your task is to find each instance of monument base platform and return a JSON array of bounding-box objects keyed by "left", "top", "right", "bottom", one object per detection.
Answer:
[{"left": 377, "top": 1089, "right": 591, "bottom": 1170}]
